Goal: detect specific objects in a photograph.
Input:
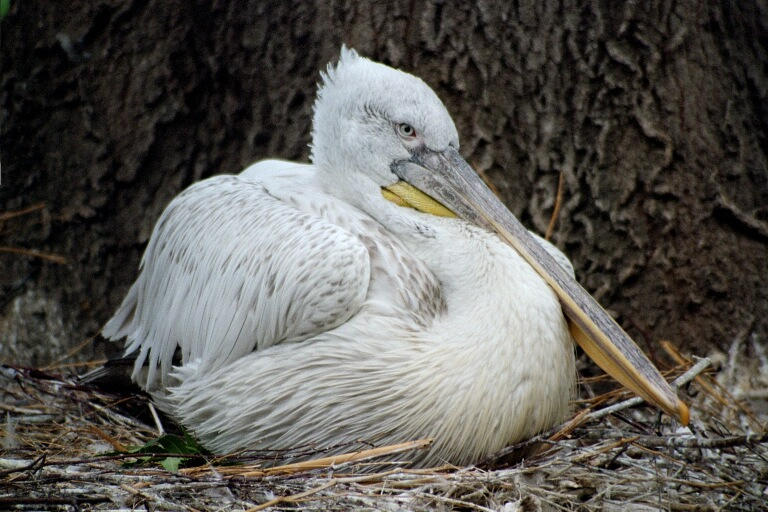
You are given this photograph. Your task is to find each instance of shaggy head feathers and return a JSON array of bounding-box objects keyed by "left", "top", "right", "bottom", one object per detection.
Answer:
[{"left": 310, "top": 47, "right": 459, "bottom": 181}]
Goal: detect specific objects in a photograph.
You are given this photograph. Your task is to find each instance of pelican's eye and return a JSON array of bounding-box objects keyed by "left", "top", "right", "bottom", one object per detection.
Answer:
[{"left": 396, "top": 123, "right": 416, "bottom": 139}]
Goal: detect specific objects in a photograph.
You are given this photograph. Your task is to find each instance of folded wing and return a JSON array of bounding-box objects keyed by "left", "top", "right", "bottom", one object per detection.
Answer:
[{"left": 103, "top": 172, "right": 371, "bottom": 387}]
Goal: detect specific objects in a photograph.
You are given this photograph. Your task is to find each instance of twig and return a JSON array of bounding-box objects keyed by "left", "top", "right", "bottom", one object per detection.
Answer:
[
  {"left": 545, "top": 170, "right": 564, "bottom": 240},
  {"left": 630, "top": 432, "right": 768, "bottom": 449},
  {"left": 43, "top": 336, "right": 97, "bottom": 370},
  {"left": 662, "top": 341, "right": 763, "bottom": 430},
  {"left": 571, "top": 436, "right": 640, "bottom": 463},
  {"left": 85, "top": 400, "right": 156, "bottom": 433},
  {"left": 0, "top": 202, "right": 46, "bottom": 222},
  {"left": 119, "top": 483, "right": 197, "bottom": 511},
  {"left": 148, "top": 402, "right": 165, "bottom": 435},
  {"left": 411, "top": 491, "right": 497, "bottom": 512},
  {"left": 0, "top": 455, "right": 46, "bottom": 477},
  {"left": 662, "top": 341, "right": 726, "bottom": 406},
  {"left": 246, "top": 480, "right": 337, "bottom": 511},
  {"left": 43, "top": 359, "right": 108, "bottom": 370},
  {"left": 86, "top": 424, "right": 128, "bottom": 452},
  {"left": 585, "top": 357, "right": 711, "bottom": 422},
  {"left": 0, "top": 246, "right": 68, "bottom": 264},
  {"left": 0, "top": 496, "right": 109, "bottom": 506},
  {"left": 182, "top": 438, "right": 433, "bottom": 478},
  {"left": 0, "top": 452, "right": 218, "bottom": 474},
  {"left": 549, "top": 407, "right": 593, "bottom": 441},
  {"left": 332, "top": 465, "right": 454, "bottom": 484},
  {"left": 474, "top": 162, "right": 501, "bottom": 198}
]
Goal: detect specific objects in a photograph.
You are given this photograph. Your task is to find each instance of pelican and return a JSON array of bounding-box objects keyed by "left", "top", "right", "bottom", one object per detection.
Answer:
[{"left": 102, "top": 47, "right": 688, "bottom": 466}]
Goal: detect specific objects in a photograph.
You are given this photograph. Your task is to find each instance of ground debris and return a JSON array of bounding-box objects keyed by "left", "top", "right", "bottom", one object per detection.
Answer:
[{"left": 1, "top": 341, "right": 766, "bottom": 511}]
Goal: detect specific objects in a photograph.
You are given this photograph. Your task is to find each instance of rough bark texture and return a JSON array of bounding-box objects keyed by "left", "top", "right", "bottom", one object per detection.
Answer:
[{"left": 1, "top": 1, "right": 766, "bottom": 366}]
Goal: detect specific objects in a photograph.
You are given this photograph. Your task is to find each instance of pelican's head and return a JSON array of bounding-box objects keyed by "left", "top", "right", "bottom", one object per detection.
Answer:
[
  {"left": 309, "top": 47, "right": 689, "bottom": 426},
  {"left": 310, "top": 46, "right": 459, "bottom": 194}
]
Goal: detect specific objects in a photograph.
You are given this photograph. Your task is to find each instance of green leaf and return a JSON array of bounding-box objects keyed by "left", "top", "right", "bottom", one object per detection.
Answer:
[
  {"left": 0, "top": 0, "right": 9, "bottom": 20},
  {"left": 120, "top": 430, "right": 209, "bottom": 471},
  {"left": 160, "top": 456, "right": 183, "bottom": 472},
  {"left": 131, "top": 431, "right": 208, "bottom": 455}
]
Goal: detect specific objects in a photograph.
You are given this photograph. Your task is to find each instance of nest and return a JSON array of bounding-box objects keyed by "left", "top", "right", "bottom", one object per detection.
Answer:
[{"left": 1, "top": 339, "right": 767, "bottom": 511}]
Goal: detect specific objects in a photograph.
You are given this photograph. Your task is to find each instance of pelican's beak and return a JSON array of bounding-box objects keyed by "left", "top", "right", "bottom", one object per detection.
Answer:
[{"left": 387, "top": 146, "right": 689, "bottom": 425}]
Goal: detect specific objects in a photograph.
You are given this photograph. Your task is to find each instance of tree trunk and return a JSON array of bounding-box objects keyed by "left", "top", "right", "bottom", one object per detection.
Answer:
[{"left": 1, "top": 0, "right": 766, "bottom": 367}]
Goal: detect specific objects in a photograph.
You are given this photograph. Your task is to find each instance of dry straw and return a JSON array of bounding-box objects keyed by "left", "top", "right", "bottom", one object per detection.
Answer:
[{"left": 1, "top": 338, "right": 767, "bottom": 511}]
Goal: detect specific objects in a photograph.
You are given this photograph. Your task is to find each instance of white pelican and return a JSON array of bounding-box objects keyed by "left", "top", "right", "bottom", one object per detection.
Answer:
[{"left": 103, "top": 47, "right": 688, "bottom": 466}]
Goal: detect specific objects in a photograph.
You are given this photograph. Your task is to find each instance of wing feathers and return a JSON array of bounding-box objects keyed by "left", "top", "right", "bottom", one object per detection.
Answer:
[{"left": 103, "top": 172, "right": 370, "bottom": 387}]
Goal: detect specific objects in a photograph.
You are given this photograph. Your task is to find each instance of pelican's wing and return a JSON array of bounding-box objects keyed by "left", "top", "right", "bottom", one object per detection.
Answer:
[{"left": 103, "top": 169, "right": 371, "bottom": 387}]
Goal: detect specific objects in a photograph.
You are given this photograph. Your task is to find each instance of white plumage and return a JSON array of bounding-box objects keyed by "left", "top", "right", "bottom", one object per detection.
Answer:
[{"left": 103, "top": 47, "right": 577, "bottom": 466}]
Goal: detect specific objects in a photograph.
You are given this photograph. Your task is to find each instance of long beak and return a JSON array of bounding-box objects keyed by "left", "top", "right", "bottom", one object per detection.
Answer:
[{"left": 389, "top": 146, "right": 689, "bottom": 425}]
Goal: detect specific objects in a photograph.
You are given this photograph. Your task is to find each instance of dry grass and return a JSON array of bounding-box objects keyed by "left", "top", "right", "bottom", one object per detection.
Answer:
[{"left": 1, "top": 339, "right": 767, "bottom": 511}]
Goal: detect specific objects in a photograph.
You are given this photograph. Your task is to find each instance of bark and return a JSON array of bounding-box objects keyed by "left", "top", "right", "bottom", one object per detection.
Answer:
[{"left": 1, "top": 0, "right": 766, "bottom": 366}]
